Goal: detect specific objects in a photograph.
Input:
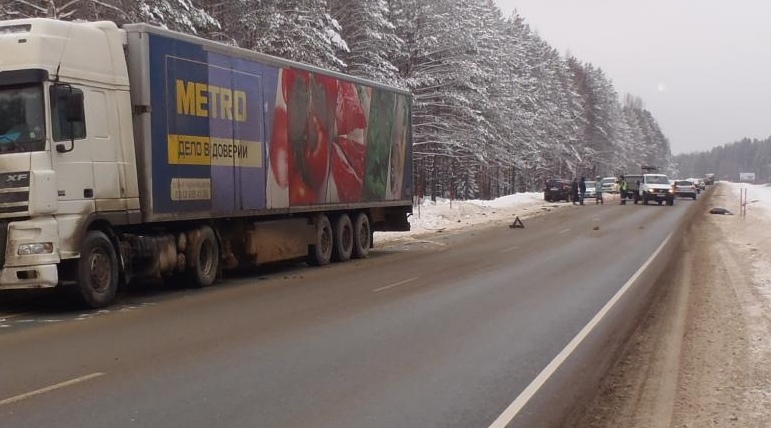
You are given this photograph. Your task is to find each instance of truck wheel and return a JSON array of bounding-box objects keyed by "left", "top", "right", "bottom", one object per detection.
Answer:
[
  {"left": 642, "top": 194, "right": 648, "bottom": 205},
  {"left": 186, "top": 225, "right": 219, "bottom": 287},
  {"left": 352, "top": 212, "right": 371, "bottom": 259},
  {"left": 667, "top": 198, "right": 675, "bottom": 206},
  {"left": 77, "top": 230, "right": 119, "bottom": 308},
  {"left": 332, "top": 214, "right": 353, "bottom": 262},
  {"left": 658, "top": 200, "right": 663, "bottom": 206},
  {"left": 308, "top": 215, "right": 333, "bottom": 266}
]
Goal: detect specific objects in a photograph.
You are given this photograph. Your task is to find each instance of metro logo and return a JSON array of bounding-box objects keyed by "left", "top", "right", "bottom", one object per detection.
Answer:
[{"left": 175, "top": 79, "right": 247, "bottom": 122}]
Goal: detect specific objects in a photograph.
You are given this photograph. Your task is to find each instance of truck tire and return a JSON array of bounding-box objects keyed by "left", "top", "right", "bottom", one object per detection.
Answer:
[
  {"left": 332, "top": 214, "right": 353, "bottom": 262},
  {"left": 185, "top": 225, "right": 219, "bottom": 287},
  {"left": 352, "top": 212, "right": 371, "bottom": 259},
  {"left": 308, "top": 215, "right": 333, "bottom": 266},
  {"left": 642, "top": 193, "right": 648, "bottom": 205},
  {"left": 77, "top": 230, "right": 119, "bottom": 308},
  {"left": 667, "top": 198, "right": 675, "bottom": 206}
]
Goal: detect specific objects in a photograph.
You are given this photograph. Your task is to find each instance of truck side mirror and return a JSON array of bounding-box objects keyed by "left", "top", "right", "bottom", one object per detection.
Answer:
[
  {"left": 65, "top": 91, "right": 85, "bottom": 123},
  {"left": 52, "top": 85, "right": 84, "bottom": 153}
]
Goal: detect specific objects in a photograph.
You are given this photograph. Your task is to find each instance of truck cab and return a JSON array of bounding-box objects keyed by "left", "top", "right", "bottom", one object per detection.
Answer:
[{"left": 0, "top": 19, "right": 138, "bottom": 296}]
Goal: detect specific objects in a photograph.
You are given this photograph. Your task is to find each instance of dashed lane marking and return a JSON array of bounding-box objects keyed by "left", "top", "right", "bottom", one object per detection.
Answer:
[
  {"left": 0, "top": 372, "right": 105, "bottom": 407},
  {"left": 373, "top": 277, "right": 419, "bottom": 293}
]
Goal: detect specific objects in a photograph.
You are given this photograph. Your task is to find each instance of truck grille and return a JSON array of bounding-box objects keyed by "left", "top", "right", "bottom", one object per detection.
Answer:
[{"left": 0, "top": 172, "right": 30, "bottom": 218}]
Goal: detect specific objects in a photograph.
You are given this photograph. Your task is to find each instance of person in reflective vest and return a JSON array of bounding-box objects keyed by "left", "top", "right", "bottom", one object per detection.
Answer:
[{"left": 618, "top": 175, "right": 628, "bottom": 205}]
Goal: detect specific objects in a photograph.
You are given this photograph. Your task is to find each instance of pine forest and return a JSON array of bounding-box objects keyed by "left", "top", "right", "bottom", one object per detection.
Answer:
[{"left": 1, "top": 0, "right": 677, "bottom": 199}]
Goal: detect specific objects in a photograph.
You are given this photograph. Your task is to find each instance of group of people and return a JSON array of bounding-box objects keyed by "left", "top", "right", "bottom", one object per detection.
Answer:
[
  {"left": 570, "top": 176, "right": 602, "bottom": 206},
  {"left": 570, "top": 176, "right": 630, "bottom": 206}
]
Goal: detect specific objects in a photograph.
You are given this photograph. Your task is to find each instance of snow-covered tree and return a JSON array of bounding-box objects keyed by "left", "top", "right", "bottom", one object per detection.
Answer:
[{"left": 329, "top": 0, "right": 402, "bottom": 86}]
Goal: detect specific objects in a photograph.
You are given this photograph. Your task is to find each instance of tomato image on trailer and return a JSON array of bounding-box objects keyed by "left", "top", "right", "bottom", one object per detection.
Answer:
[{"left": 267, "top": 68, "right": 411, "bottom": 207}]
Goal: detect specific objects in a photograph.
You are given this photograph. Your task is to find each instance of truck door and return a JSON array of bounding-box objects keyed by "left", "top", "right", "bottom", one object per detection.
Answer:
[
  {"left": 232, "top": 59, "right": 266, "bottom": 211},
  {"left": 208, "top": 56, "right": 266, "bottom": 213},
  {"left": 50, "top": 85, "right": 96, "bottom": 214}
]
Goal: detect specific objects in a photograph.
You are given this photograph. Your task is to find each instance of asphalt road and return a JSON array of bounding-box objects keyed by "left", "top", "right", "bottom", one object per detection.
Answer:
[{"left": 0, "top": 198, "right": 694, "bottom": 427}]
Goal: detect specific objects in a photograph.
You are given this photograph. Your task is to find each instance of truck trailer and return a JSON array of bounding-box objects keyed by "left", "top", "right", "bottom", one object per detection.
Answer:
[{"left": 0, "top": 19, "right": 413, "bottom": 307}]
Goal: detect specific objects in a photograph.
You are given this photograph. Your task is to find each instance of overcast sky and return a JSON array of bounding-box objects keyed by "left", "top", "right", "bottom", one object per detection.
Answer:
[{"left": 494, "top": 0, "right": 771, "bottom": 154}]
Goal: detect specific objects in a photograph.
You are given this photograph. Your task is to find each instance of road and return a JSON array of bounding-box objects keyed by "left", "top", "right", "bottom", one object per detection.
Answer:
[
  {"left": 0, "top": 199, "right": 695, "bottom": 427},
  {"left": 575, "top": 185, "right": 771, "bottom": 427}
]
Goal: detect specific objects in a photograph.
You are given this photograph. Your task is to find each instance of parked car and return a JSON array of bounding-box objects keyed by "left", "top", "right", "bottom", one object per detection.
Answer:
[
  {"left": 601, "top": 177, "right": 618, "bottom": 194},
  {"left": 544, "top": 178, "right": 572, "bottom": 202},
  {"left": 674, "top": 179, "right": 698, "bottom": 200},
  {"left": 584, "top": 180, "right": 597, "bottom": 199}
]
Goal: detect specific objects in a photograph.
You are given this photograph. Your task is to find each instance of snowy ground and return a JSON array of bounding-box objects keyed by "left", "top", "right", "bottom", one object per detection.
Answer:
[
  {"left": 728, "top": 182, "right": 771, "bottom": 299},
  {"left": 375, "top": 192, "right": 564, "bottom": 244}
]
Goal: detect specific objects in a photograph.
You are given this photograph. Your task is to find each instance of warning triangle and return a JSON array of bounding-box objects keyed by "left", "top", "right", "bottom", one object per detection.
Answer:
[{"left": 510, "top": 216, "right": 524, "bottom": 229}]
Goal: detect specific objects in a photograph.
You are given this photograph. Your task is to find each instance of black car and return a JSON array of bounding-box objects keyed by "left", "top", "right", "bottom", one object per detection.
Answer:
[{"left": 544, "top": 178, "right": 572, "bottom": 202}]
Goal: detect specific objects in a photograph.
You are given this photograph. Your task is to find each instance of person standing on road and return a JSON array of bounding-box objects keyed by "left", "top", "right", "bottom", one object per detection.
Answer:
[
  {"left": 595, "top": 175, "right": 603, "bottom": 205},
  {"left": 579, "top": 176, "right": 586, "bottom": 205},
  {"left": 618, "top": 175, "right": 628, "bottom": 205},
  {"left": 571, "top": 178, "right": 579, "bottom": 205}
]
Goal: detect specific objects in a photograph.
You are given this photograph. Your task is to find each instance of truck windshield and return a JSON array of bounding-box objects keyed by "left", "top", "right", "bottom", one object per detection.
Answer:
[{"left": 0, "top": 85, "right": 46, "bottom": 153}]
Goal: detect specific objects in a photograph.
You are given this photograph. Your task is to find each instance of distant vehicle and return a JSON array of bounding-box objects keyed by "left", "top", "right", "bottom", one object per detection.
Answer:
[
  {"left": 639, "top": 174, "right": 675, "bottom": 206},
  {"left": 584, "top": 181, "right": 597, "bottom": 199},
  {"left": 600, "top": 177, "right": 618, "bottom": 194},
  {"left": 704, "top": 173, "right": 715, "bottom": 185},
  {"left": 687, "top": 178, "right": 705, "bottom": 193},
  {"left": 673, "top": 180, "right": 698, "bottom": 200}
]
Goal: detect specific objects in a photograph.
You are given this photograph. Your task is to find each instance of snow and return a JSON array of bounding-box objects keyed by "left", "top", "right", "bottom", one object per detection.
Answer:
[
  {"left": 722, "top": 182, "right": 771, "bottom": 300},
  {"left": 375, "top": 192, "right": 555, "bottom": 244}
]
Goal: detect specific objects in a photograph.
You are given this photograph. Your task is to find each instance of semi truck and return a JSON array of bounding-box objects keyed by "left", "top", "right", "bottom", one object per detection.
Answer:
[{"left": 0, "top": 18, "right": 413, "bottom": 307}]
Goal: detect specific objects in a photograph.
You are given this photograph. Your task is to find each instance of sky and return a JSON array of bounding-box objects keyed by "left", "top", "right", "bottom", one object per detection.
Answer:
[{"left": 493, "top": 0, "right": 771, "bottom": 154}]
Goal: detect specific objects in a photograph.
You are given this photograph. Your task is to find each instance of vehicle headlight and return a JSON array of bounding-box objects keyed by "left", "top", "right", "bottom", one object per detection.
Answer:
[{"left": 18, "top": 242, "right": 53, "bottom": 255}]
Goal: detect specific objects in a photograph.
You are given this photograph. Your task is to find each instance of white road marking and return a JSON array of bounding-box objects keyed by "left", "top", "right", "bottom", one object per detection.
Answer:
[
  {"left": 500, "top": 246, "right": 520, "bottom": 254},
  {"left": 373, "top": 277, "right": 419, "bottom": 293},
  {"left": 558, "top": 228, "right": 570, "bottom": 234},
  {"left": 488, "top": 231, "right": 674, "bottom": 428},
  {"left": 0, "top": 372, "right": 105, "bottom": 407}
]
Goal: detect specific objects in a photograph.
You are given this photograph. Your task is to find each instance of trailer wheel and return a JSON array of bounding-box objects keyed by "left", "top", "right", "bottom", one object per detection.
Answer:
[
  {"left": 308, "top": 215, "right": 333, "bottom": 266},
  {"left": 77, "top": 230, "right": 119, "bottom": 308},
  {"left": 352, "top": 212, "right": 371, "bottom": 259},
  {"left": 186, "top": 225, "right": 219, "bottom": 287},
  {"left": 332, "top": 214, "right": 354, "bottom": 262}
]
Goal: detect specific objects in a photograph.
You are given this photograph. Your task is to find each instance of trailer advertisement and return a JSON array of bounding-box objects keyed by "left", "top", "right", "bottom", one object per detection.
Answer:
[{"left": 148, "top": 33, "right": 412, "bottom": 217}]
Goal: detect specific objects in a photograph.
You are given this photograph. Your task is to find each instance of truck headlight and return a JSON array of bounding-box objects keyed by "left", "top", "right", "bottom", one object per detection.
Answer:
[{"left": 18, "top": 242, "right": 54, "bottom": 255}]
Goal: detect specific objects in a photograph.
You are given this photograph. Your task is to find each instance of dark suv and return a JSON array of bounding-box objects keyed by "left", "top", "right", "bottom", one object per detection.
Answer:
[{"left": 544, "top": 179, "right": 572, "bottom": 202}]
